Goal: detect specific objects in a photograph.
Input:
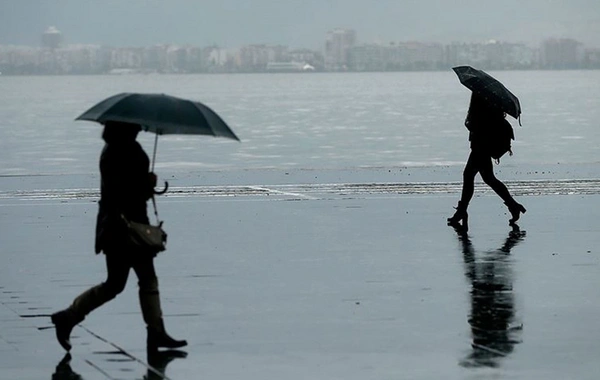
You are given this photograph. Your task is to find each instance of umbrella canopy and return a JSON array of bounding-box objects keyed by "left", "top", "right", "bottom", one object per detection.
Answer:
[
  {"left": 452, "top": 66, "right": 521, "bottom": 122},
  {"left": 76, "top": 92, "right": 239, "bottom": 140}
]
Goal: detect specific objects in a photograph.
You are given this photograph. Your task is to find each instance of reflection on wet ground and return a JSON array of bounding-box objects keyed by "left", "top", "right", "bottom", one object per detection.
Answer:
[
  {"left": 2, "top": 173, "right": 600, "bottom": 379},
  {"left": 50, "top": 349, "right": 187, "bottom": 380},
  {"left": 454, "top": 223, "right": 526, "bottom": 368},
  {"left": 52, "top": 354, "right": 82, "bottom": 380},
  {"left": 145, "top": 350, "right": 188, "bottom": 380}
]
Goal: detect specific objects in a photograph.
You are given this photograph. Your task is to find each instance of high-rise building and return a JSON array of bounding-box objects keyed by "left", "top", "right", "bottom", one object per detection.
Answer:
[
  {"left": 41, "top": 26, "right": 63, "bottom": 49},
  {"left": 541, "top": 38, "right": 584, "bottom": 69},
  {"left": 324, "top": 28, "right": 356, "bottom": 71}
]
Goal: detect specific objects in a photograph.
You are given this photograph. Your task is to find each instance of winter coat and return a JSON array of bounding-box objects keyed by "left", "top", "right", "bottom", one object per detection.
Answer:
[
  {"left": 465, "top": 116, "right": 508, "bottom": 153},
  {"left": 464, "top": 94, "right": 506, "bottom": 154},
  {"left": 95, "top": 138, "right": 154, "bottom": 254}
]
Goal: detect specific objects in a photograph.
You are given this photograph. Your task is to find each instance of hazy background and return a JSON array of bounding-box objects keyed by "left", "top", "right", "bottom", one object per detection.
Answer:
[{"left": 1, "top": 0, "right": 599, "bottom": 49}]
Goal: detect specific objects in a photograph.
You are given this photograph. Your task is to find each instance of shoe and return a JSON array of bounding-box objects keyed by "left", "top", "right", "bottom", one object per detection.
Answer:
[
  {"left": 147, "top": 324, "right": 187, "bottom": 352},
  {"left": 505, "top": 201, "right": 526, "bottom": 224},
  {"left": 51, "top": 310, "right": 81, "bottom": 351},
  {"left": 447, "top": 201, "right": 468, "bottom": 226}
]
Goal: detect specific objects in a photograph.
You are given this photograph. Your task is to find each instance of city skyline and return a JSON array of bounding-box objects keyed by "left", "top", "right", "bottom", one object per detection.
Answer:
[
  {"left": 2, "top": 24, "right": 596, "bottom": 52},
  {"left": 2, "top": 32, "right": 597, "bottom": 76},
  {"left": 1, "top": 1, "right": 600, "bottom": 50}
]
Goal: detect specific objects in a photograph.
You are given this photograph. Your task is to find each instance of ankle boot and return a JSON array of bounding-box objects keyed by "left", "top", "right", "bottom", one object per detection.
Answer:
[
  {"left": 147, "top": 321, "right": 187, "bottom": 351},
  {"left": 505, "top": 200, "right": 526, "bottom": 224},
  {"left": 447, "top": 201, "right": 468, "bottom": 225},
  {"left": 51, "top": 310, "right": 83, "bottom": 351}
]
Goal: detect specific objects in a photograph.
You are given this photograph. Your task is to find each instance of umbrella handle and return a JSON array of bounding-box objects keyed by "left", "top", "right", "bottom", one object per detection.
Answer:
[{"left": 154, "top": 181, "right": 169, "bottom": 195}]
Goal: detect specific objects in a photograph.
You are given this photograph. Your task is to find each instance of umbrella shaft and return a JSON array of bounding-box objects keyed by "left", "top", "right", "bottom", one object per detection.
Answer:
[{"left": 152, "top": 133, "right": 158, "bottom": 172}]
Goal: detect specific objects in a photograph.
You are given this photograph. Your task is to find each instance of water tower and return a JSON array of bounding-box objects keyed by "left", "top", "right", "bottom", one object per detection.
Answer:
[{"left": 42, "top": 26, "right": 63, "bottom": 49}]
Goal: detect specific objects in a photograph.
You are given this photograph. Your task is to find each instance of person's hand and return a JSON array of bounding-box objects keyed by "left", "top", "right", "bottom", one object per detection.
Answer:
[{"left": 148, "top": 172, "right": 158, "bottom": 188}]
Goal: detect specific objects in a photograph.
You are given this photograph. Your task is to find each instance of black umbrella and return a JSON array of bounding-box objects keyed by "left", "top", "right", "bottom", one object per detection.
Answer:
[
  {"left": 76, "top": 92, "right": 240, "bottom": 171},
  {"left": 452, "top": 66, "right": 521, "bottom": 124}
]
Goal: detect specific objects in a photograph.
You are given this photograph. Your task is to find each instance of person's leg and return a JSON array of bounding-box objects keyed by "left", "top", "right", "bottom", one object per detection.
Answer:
[
  {"left": 479, "top": 158, "right": 526, "bottom": 224},
  {"left": 448, "top": 151, "right": 479, "bottom": 225},
  {"left": 51, "top": 252, "right": 130, "bottom": 351},
  {"left": 70, "top": 253, "right": 130, "bottom": 317},
  {"left": 478, "top": 157, "right": 512, "bottom": 202},
  {"left": 133, "top": 253, "right": 187, "bottom": 351},
  {"left": 460, "top": 151, "right": 481, "bottom": 205}
]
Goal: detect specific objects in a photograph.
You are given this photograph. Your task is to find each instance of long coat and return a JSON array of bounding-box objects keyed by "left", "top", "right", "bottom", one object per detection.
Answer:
[
  {"left": 95, "top": 139, "right": 153, "bottom": 254},
  {"left": 464, "top": 94, "right": 508, "bottom": 154}
]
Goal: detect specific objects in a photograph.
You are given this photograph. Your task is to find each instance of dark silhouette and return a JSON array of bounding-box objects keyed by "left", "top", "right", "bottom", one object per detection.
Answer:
[
  {"left": 50, "top": 349, "right": 187, "bottom": 379},
  {"left": 52, "top": 354, "right": 83, "bottom": 380},
  {"left": 145, "top": 349, "right": 188, "bottom": 380},
  {"left": 452, "top": 224, "right": 526, "bottom": 368},
  {"left": 51, "top": 121, "right": 186, "bottom": 352},
  {"left": 448, "top": 94, "right": 526, "bottom": 228}
]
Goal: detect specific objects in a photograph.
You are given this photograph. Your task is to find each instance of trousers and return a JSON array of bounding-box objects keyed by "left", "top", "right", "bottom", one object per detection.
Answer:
[
  {"left": 460, "top": 149, "right": 515, "bottom": 206},
  {"left": 68, "top": 249, "right": 163, "bottom": 329}
]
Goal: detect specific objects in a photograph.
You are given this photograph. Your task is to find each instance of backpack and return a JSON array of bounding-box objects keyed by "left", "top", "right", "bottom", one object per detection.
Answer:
[{"left": 488, "top": 119, "right": 515, "bottom": 163}]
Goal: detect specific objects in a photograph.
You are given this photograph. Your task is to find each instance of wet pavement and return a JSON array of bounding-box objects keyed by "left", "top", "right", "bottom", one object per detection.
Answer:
[{"left": 1, "top": 167, "right": 600, "bottom": 379}]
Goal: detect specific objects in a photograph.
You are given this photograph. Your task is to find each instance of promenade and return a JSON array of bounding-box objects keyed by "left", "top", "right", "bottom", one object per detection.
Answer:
[{"left": 1, "top": 166, "right": 599, "bottom": 379}]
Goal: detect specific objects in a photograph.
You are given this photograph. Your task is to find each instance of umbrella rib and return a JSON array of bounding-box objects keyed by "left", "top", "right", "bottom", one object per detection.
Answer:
[{"left": 190, "top": 102, "right": 217, "bottom": 137}]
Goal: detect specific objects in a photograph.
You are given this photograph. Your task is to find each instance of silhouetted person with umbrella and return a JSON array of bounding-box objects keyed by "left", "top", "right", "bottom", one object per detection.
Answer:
[
  {"left": 448, "top": 94, "right": 526, "bottom": 227},
  {"left": 51, "top": 121, "right": 186, "bottom": 352}
]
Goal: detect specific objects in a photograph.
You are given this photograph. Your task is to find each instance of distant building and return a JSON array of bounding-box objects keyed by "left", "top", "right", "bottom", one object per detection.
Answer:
[
  {"left": 584, "top": 48, "right": 600, "bottom": 68},
  {"left": 445, "top": 41, "right": 537, "bottom": 70},
  {"left": 41, "top": 26, "right": 63, "bottom": 49},
  {"left": 387, "top": 41, "right": 444, "bottom": 70},
  {"left": 325, "top": 28, "right": 356, "bottom": 71},
  {"left": 347, "top": 44, "right": 387, "bottom": 71},
  {"left": 288, "top": 49, "right": 324, "bottom": 69},
  {"left": 203, "top": 46, "right": 235, "bottom": 72},
  {"left": 541, "top": 38, "right": 584, "bottom": 69},
  {"left": 347, "top": 41, "right": 444, "bottom": 71},
  {"left": 236, "top": 44, "right": 288, "bottom": 72}
]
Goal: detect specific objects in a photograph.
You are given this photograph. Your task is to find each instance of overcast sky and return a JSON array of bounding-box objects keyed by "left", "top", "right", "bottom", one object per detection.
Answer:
[{"left": 1, "top": 0, "right": 599, "bottom": 49}]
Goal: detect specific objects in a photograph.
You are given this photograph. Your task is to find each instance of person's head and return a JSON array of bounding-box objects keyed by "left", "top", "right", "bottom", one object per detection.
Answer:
[
  {"left": 102, "top": 121, "right": 142, "bottom": 144},
  {"left": 468, "top": 93, "right": 504, "bottom": 120}
]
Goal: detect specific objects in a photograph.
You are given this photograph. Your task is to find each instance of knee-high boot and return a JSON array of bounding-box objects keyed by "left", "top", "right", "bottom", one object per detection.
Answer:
[
  {"left": 139, "top": 289, "right": 187, "bottom": 351},
  {"left": 51, "top": 284, "right": 116, "bottom": 351}
]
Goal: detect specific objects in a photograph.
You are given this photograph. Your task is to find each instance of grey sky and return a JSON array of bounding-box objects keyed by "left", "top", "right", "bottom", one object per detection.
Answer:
[{"left": 1, "top": 0, "right": 599, "bottom": 49}]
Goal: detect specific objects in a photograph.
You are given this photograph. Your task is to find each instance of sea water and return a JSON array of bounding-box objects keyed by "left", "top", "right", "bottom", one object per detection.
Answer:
[{"left": 1, "top": 71, "right": 599, "bottom": 176}]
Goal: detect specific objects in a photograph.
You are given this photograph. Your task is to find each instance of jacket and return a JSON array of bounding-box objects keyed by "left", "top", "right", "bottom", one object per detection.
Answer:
[
  {"left": 465, "top": 95, "right": 506, "bottom": 154},
  {"left": 95, "top": 139, "right": 154, "bottom": 254}
]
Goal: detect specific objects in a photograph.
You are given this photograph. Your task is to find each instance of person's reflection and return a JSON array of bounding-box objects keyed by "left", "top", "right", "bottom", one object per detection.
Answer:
[
  {"left": 144, "top": 349, "right": 187, "bottom": 380},
  {"left": 454, "top": 223, "right": 526, "bottom": 368},
  {"left": 51, "top": 349, "right": 187, "bottom": 379},
  {"left": 52, "top": 353, "right": 83, "bottom": 380}
]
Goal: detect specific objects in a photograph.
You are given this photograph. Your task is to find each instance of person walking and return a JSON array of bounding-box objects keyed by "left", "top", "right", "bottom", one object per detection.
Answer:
[
  {"left": 51, "top": 121, "right": 186, "bottom": 352},
  {"left": 447, "top": 94, "right": 526, "bottom": 227}
]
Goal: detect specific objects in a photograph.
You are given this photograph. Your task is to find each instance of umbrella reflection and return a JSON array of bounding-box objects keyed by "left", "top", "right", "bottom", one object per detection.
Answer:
[{"left": 454, "top": 224, "right": 526, "bottom": 368}]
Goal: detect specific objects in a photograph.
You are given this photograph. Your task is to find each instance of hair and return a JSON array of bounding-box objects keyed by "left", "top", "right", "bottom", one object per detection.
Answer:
[
  {"left": 467, "top": 93, "right": 504, "bottom": 121},
  {"left": 102, "top": 121, "right": 142, "bottom": 144}
]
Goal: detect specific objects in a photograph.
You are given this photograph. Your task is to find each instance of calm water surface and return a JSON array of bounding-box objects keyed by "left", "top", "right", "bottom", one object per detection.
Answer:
[{"left": 1, "top": 71, "right": 599, "bottom": 175}]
